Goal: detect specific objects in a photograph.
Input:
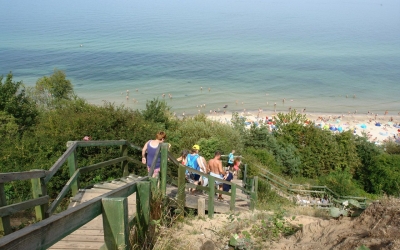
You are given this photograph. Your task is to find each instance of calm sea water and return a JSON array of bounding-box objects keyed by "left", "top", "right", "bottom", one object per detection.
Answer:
[{"left": 1, "top": 0, "right": 399, "bottom": 115}]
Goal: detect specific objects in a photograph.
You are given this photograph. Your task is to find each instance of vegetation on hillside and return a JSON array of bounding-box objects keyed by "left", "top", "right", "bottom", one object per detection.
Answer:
[{"left": 1, "top": 70, "right": 399, "bottom": 204}]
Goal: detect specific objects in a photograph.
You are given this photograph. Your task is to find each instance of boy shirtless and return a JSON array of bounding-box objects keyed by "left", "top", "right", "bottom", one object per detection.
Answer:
[{"left": 208, "top": 151, "right": 225, "bottom": 200}]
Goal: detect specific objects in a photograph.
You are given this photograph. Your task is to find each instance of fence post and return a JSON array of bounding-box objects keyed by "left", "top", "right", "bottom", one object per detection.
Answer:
[
  {"left": 160, "top": 143, "right": 168, "bottom": 196},
  {"left": 230, "top": 183, "right": 236, "bottom": 211},
  {"left": 136, "top": 181, "right": 150, "bottom": 240},
  {"left": 102, "top": 197, "right": 129, "bottom": 250},
  {"left": 0, "top": 183, "right": 12, "bottom": 235},
  {"left": 31, "top": 171, "right": 48, "bottom": 221},
  {"left": 120, "top": 144, "right": 129, "bottom": 177},
  {"left": 208, "top": 176, "right": 215, "bottom": 218},
  {"left": 177, "top": 165, "right": 186, "bottom": 217},
  {"left": 250, "top": 176, "right": 258, "bottom": 211},
  {"left": 68, "top": 149, "right": 78, "bottom": 196},
  {"left": 149, "top": 177, "right": 158, "bottom": 195},
  {"left": 243, "top": 164, "right": 248, "bottom": 188}
]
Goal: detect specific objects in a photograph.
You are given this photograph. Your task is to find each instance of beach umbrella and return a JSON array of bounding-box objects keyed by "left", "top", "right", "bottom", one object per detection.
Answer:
[
  {"left": 338, "top": 126, "right": 343, "bottom": 132},
  {"left": 323, "top": 124, "right": 329, "bottom": 130},
  {"left": 360, "top": 124, "right": 367, "bottom": 129},
  {"left": 375, "top": 122, "right": 381, "bottom": 126},
  {"left": 336, "top": 119, "right": 340, "bottom": 124}
]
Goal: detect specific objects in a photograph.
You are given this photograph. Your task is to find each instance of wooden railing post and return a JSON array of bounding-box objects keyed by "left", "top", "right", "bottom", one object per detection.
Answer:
[
  {"left": 230, "top": 183, "right": 236, "bottom": 211},
  {"left": 208, "top": 176, "right": 215, "bottom": 218},
  {"left": 120, "top": 144, "right": 129, "bottom": 177},
  {"left": 31, "top": 170, "right": 48, "bottom": 221},
  {"left": 250, "top": 176, "right": 258, "bottom": 210},
  {"left": 177, "top": 165, "right": 186, "bottom": 217},
  {"left": 160, "top": 143, "right": 168, "bottom": 196},
  {"left": 102, "top": 197, "right": 129, "bottom": 250},
  {"left": 0, "top": 183, "right": 12, "bottom": 235},
  {"left": 68, "top": 149, "right": 78, "bottom": 196},
  {"left": 149, "top": 177, "right": 158, "bottom": 195},
  {"left": 136, "top": 181, "right": 150, "bottom": 240},
  {"left": 243, "top": 164, "right": 248, "bottom": 193}
]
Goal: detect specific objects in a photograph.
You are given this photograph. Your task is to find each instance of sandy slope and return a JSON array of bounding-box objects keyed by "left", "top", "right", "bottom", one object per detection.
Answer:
[{"left": 154, "top": 198, "right": 400, "bottom": 250}]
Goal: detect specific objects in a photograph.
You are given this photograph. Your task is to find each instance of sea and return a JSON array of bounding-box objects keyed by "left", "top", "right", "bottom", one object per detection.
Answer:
[{"left": 1, "top": 0, "right": 399, "bottom": 116}]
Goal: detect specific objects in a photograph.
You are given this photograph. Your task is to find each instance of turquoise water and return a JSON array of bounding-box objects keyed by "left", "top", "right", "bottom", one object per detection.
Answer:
[{"left": 1, "top": 0, "right": 399, "bottom": 115}]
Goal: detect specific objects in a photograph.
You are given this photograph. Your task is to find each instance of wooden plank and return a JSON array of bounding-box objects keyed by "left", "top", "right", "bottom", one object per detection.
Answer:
[
  {"left": 76, "top": 140, "right": 127, "bottom": 147},
  {"left": 79, "top": 157, "right": 129, "bottom": 174},
  {"left": 181, "top": 194, "right": 248, "bottom": 214},
  {"left": 0, "top": 171, "right": 47, "bottom": 183},
  {"left": 94, "top": 183, "right": 123, "bottom": 190},
  {"left": 0, "top": 196, "right": 49, "bottom": 217},
  {"left": 45, "top": 142, "right": 78, "bottom": 183},
  {"left": 50, "top": 242, "right": 103, "bottom": 250},
  {"left": 186, "top": 183, "right": 232, "bottom": 196},
  {"left": 0, "top": 183, "right": 12, "bottom": 235},
  {"left": 52, "top": 234, "right": 105, "bottom": 242},
  {"left": 102, "top": 198, "right": 129, "bottom": 250}
]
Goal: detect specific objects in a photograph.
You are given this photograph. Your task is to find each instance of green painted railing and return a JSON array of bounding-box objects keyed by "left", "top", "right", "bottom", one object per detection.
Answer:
[
  {"left": 166, "top": 152, "right": 256, "bottom": 218},
  {"left": 0, "top": 140, "right": 253, "bottom": 249},
  {"left": 253, "top": 165, "right": 368, "bottom": 208},
  {"left": 0, "top": 175, "right": 153, "bottom": 249},
  {"left": 0, "top": 139, "right": 168, "bottom": 249}
]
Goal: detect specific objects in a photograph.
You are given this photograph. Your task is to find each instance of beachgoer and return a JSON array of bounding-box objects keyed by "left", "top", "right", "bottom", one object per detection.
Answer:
[
  {"left": 186, "top": 145, "right": 204, "bottom": 190},
  {"left": 83, "top": 136, "right": 91, "bottom": 141},
  {"left": 208, "top": 151, "right": 225, "bottom": 201},
  {"left": 198, "top": 155, "right": 209, "bottom": 187},
  {"left": 227, "top": 150, "right": 235, "bottom": 170},
  {"left": 141, "top": 131, "right": 167, "bottom": 178},
  {"left": 222, "top": 170, "right": 233, "bottom": 192},
  {"left": 177, "top": 149, "right": 189, "bottom": 166},
  {"left": 232, "top": 157, "right": 241, "bottom": 177}
]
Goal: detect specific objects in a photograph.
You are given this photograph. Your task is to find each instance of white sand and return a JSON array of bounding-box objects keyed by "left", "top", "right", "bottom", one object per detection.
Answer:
[{"left": 205, "top": 110, "right": 400, "bottom": 145}]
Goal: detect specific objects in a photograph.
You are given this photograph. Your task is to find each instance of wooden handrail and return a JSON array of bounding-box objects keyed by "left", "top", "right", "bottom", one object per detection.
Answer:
[
  {"left": 0, "top": 176, "right": 148, "bottom": 249},
  {"left": 0, "top": 196, "right": 49, "bottom": 217},
  {"left": 47, "top": 156, "right": 134, "bottom": 216},
  {"left": 258, "top": 168, "right": 367, "bottom": 204},
  {"left": 0, "top": 171, "right": 48, "bottom": 183},
  {"left": 44, "top": 141, "right": 78, "bottom": 183},
  {"left": 79, "top": 156, "right": 130, "bottom": 174}
]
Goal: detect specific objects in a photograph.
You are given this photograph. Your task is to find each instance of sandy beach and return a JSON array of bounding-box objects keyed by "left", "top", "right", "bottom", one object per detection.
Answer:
[{"left": 205, "top": 109, "right": 400, "bottom": 145}]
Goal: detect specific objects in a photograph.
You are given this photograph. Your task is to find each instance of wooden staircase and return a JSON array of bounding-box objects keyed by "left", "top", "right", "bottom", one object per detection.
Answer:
[{"left": 50, "top": 175, "right": 249, "bottom": 249}]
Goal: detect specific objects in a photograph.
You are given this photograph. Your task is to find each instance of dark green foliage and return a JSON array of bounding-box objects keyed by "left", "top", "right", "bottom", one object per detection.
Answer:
[
  {"left": 244, "top": 147, "right": 281, "bottom": 174},
  {"left": 0, "top": 72, "right": 38, "bottom": 130},
  {"left": 141, "top": 98, "right": 174, "bottom": 129},
  {"left": 357, "top": 153, "right": 400, "bottom": 196},
  {"left": 35, "top": 69, "right": 74, "bottom": 102},
  {"left": 382, "top": 141, "right": 400, "bottom": 154},
  {"left": 318, "top": 168, "right": 361, "bottom": 196}
]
